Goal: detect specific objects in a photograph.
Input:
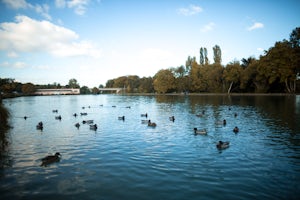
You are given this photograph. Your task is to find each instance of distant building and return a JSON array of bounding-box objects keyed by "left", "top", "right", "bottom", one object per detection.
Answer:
[{"left": 35, "top": 88, "right": 80, "bottom": 95}]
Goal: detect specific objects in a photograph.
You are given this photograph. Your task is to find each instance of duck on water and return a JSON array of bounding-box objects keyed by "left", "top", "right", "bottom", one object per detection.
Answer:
[{"left": 40, "top": 152, "right": 61, "bottom": 167}]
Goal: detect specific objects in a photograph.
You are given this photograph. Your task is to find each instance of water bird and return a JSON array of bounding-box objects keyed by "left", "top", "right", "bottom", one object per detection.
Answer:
[
  {"left": 233, "top": 126, "right": 239, "bottom": 133},
  {"left": 75, "top": 123, "right": 80, "bottom": 129},
  {"left": 194, "top": 128, "right": 207, "bottom": 135},
  {"left": 216, "top": 119, "right": 226, "bottom": 126},
  {"left": 141, "top": 113, "right": 148, "bottom": 118},
  {"left": 148, "top": 120, "right": 157, "bottom": 127},
  {"left": 169, "top": 116, "right": 175, "bottom": 122},
  {"left": 24, "top": 116, "right": 28, "bottom": 120},
  {"left": 234, "top": 113, "right": 238, "bottom": 117},
  {"left": 40, "top": 152, "right": 61, "bottom": 167},
  {"left": 141, "top": 119, "right": 149, "bottom": 124},
  {"left": 90, "top": 124, "right": 98, "bottom": 130},
  {"left": 80, "top": 112, "right": 88, "bottom": 116},
  {"left": 73, "top": 113, "right": 77, "bottom": 117},
  {"left": 82, "top": 120, "right": 93, "bottom": 124},
  {"left": 112, "top": 105, "right": 116, "bottom": 108},
  {"left": 36, "top": 121, "right": 43, "bottom": 130},
  {"left": 125, "top": 106, "right": 131, "bottom": 109},
  {"left": 118, "top": 116, "right": 125, "bottom": 121},
  {"left": 216, "top": 141, "right": 230, "bottom": 150},
  {"left": 52, "top": 109, "right": 58, "bottom": 113},
  {"left": 55, "top": 115, "right": 62, "bottom": 120}
]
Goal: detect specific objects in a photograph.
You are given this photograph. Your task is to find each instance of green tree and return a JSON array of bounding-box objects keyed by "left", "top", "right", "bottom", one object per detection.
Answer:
[
  {"left": 21, "top": 83, "right": 36, "bottom": 95},
  {"left": 80, "top": 86, "right": 91, "bottom": 94},
  {"left": 153, "top": 69, "right": 175, "bottom": 93},
  {"left": 199, "top": 47, "right": 204, "bottom": 65},
  {"left": 138, "top": 77, "right": 154, "bottom": 93},
  {"left": 223, "top": 61, "right": 242, "bottom": 93},
  {"left": 213, "top": 45, "right": 222, "bottom": 65},
  {"left": 68, "top": 78, "right": 80, "bottom": 88}
]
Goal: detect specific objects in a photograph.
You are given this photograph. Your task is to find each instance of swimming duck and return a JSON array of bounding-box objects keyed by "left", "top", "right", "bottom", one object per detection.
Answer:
[
  {"left": 141, "top": 119, "right": 149, "bottom": 124},
  {"left": 141, "top": 113, "right": 148, "bottom": 118},
  {"left": 148, "top": 120, "right": 157, "bottom": 127},
  {"left": 233, "top": 126, "right": 239, "bottom": 133},
  {"left": 80, "top": 112, "right": 88, "bottom": 116},
  {"left": 118, "top": 116, "right": 125, "bottom": 121},
  {"left": 216, "top": 119, "right": 227, "bottom": 126},
  {"left": 194, "top": 128, "right": 207, "bottom": 135},
  {"left": 73, "top": 113, "right": 78, "bottom": 117},
  {"left": 82, "top": 120, "right": 94, "bottom": 124},
  {"left": 55, "top": 115, "right": 62, "bottom": 120},
  {"left": 216, "top": 141, "right": 230, "bottom": 150},
  {"left": 36, "top": 121, "right": 43, "bottom": 130},
  {"left": 41, "top": 152, "right": 61, "bottom": 167},
  {"left": 52, "top": 109, "right": 58, "bottom": 113},
  {"left": 169, "top": 116, "right": 175, "bottom": 122},
  {"left": 75, "top": 123, "right": 80, "bottom": 129},
  {"left": 90, "top": 124, "right": 98, "bottom": 130}
]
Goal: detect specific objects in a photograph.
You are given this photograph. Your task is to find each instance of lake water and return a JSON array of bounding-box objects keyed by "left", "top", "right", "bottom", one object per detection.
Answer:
[{"left": 1, "top": 94, "right": 300, "bottom": 200}]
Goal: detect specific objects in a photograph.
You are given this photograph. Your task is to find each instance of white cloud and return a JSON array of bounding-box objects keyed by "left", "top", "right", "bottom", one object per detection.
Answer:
[
  {"left": 257, "top": 47, "right": 264, "bottom": 52},
  {"left": 2, "top": 0, "right": 28, "bottom": 9},
  {"left": 55, "top": 0, "right": 90, "bottom": 15},
  {"left": 0, "top": 61, "right": 26, "bottom": 69},
  {"left": 177, "top": 4, "right": 203, "bottom": 16},
  {"left": 0, "top": 15, "right": 102, "bottom": 58},
  {"left": 247, "top": 22, "right": 264, "bottom": 31},
  {"left": 7, "top": 51, "right": 18, "bottom": 58},
  {"left": 200, "top": 22, "right": 215, "bottom": 32},
  {"left": 2, "top": 0, "right": 51, "bottom": 20}
]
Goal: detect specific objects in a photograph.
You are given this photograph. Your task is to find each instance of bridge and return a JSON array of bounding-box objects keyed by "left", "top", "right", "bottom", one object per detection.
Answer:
[
  {"left": 35, "top": 88, "right": 80, "bottom": 95},
  {"left": 99, "top": 88, "right": 125, "bottom": 94}
]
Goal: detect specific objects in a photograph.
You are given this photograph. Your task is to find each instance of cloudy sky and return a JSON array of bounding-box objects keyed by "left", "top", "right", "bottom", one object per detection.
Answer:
[{"left": 0, "top": 0, "right": 299, "bottom": 87}]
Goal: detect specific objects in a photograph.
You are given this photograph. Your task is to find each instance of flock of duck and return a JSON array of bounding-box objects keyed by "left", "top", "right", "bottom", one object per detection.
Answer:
[{"left": 27, "top": 105, "right": 240, "bottom": 166}]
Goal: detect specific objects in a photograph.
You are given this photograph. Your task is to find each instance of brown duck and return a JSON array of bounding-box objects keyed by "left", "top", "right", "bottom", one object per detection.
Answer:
[{"left": 40, "top": 152, "right": 61, "bottom": 167}]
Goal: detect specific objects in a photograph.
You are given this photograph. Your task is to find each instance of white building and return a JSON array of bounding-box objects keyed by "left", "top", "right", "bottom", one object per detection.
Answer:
[{"left": 35, "top": 88, "right": 80, "bottom": 95}]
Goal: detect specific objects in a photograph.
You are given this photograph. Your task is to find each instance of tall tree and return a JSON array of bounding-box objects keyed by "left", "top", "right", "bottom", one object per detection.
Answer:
[
  {"left": 68, "top": 78, "right": 80, "bottom": 88},
  {"left": 223, "top": 61, "right": 242, "bottom": 93},
  {"left": 204, "top": 47, "right": 209, "bottom": 65},
  {"left": 213, "top": 45, "right": 222, "bottom": 65},
  {"left": 199, "top": 47, "right": 204, "bottom": 65}
]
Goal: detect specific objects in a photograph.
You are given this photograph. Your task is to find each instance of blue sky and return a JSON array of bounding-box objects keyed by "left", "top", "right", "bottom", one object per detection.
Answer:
[{"left": 0, "top": 0, "right": 299, "bottom": 87}]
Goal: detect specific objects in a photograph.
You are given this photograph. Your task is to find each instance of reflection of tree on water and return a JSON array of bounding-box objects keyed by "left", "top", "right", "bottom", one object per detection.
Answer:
[{"left": 0, "top": 97, "right": 12, "bottom": 169}]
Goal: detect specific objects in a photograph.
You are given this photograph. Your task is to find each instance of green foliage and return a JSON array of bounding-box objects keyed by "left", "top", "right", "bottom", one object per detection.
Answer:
[
  {"left": 68, "top": 78, "right": 80, "bottom": 88},
  {"left": 153, "top": 69, "right": 175, "bottom": 93}
]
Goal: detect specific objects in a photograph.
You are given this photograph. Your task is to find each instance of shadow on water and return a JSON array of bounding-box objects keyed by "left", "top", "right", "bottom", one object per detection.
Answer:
[{"left": 0, "top": 99, "right": 12, "bottom": 170}]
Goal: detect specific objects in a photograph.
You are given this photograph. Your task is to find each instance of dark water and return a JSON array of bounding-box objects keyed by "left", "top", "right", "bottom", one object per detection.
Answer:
[{"left": 1, "top": 95, "right": 300, "bottom": 200}]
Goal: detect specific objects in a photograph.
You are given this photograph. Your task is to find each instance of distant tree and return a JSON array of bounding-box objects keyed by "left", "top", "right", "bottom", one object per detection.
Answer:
[
  {"left": 99, "top": 84, "right": 104, "bottom": 88},
  {"left": 92, "top": 87, "right": 100, "bottom": 94},
  {"left": 68, "top": 78, "right": 80, "bottom": 88},
  {"left": 223, "top": 61, "right": 242, "bottom": 93},
  {"left": 21, "top": 83, "right": 36, "bottom": 95},
  {"left": 204, "top": 47, "right": 209, "bottom": 65},
  {"left": 213, "top": 45, "right": 222, "bottom": 65},
  {"left": 138, "top": 77, "right": 154, "bottom": 93},
  {"left": 153, "top": 69, "right": 175, "bottom": 93},
  {"left": 199, "top": 47, "right": 204, "bottom": 65},
  {"left": 80, "top": 86, "right": 91, "bottom": 94},
  {"left": 105, "top": 79, "right": 114, "bottom": 88}
]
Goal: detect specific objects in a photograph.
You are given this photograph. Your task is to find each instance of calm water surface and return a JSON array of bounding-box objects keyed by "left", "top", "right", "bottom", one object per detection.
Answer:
[{"left": 1, "top": 95, "right": 300, "bottom": 200}]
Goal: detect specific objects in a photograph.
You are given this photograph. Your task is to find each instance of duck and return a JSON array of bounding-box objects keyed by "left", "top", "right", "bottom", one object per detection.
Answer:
[
  {"left": 194, "top": 128, "right": 207, "bottom": 135},
  {"left": 24, "top": 116, "right": 28, "bottom": 120},
  {"left": 36, "top": 121, "right": 43, "bottom": 130},
  {"left": 118, "top": 116, "right": 125, "bottom": 121},
  {"left": 82, "top": 120, "right": 94, "bottom": 124},
  {"left": 125, "top": 106, "right": 131, "bottom": 109},
  {"left": 55, "top": 115, "right": 62, "bottom": 120},
  {"left": 40, "top": 152, "right": 61, "bottom": 167},
  {"left": 141, "top": 119, "right": 149, "bottom": 124},
  {"left": 52, "top": 109, "right": 58, "bottom": 113},
  {"left": 90, "top": 124, "right": 98, "bottom": 130},
  {"left": 141, "top": 113, "right": 148, "bottom": 118},
  {"left": 148, "top": 120, "right": 157, "bottom": 127},
  {"left": 75, "top": 123, "right": 80, "bottom": 129},
  {"left": 234, "top": 113, "right": 238, "bottom": 117},
  {"left": 80, "top": 112, "right": 88, "bottom": 116},
  {"left": 233, "top": 126, "right": 239, "bottom": 133},
  {"left": 196, "top": 110, "right": 206, "bottom": 117},
  {"left": 73, "top": 113, "right": 78, "bottom": 117},
  {"left": 169, "top": 116, "right": 175, "bottom": 122},
  {"left": 216, "top": 141, "right": 230, "bottom": 150},
  {"left": 216, "top": 119, "right": 227, "bottom": 126}
]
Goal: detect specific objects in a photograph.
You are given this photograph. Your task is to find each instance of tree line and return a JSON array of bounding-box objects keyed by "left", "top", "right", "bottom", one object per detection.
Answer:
[
  {"left": 106, "top": 27, "right": 300, "bottom": 94},
  {"left": 1, "top": 27, "right": 299, "bottom": 96}
]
